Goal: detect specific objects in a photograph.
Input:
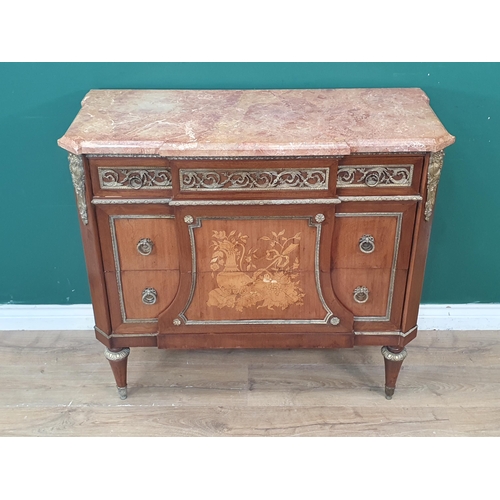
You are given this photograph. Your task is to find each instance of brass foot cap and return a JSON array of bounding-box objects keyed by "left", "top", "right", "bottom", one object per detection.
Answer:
[
  {"left": 117, "top": 386, "right": 127, "bottom": 400},
  {"left": 385, "top": 386, "right": 395, "bottom": 400}
]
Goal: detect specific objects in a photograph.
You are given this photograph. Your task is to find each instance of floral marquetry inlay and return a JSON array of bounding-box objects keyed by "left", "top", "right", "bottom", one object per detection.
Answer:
[{"left": 207, "top": 229, "right": 304, "bottom": 311}]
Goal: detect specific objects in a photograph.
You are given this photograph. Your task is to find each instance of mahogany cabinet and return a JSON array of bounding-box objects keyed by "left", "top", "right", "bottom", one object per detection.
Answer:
[{"left": 58, "top": 89, "right": 455, "bottom": 399}]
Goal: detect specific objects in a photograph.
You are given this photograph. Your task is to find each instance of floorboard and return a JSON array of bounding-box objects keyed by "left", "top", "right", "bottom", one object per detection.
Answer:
[{"left": 1, "top": 330, "right": 499, "bottom": 436}]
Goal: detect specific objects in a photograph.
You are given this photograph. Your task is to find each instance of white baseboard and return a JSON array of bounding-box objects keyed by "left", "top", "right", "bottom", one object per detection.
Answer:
[
  {"left": 0, "top": 305, "right": 95, "bottom": 331},
  {"left": 0, "top": 304, "right": 499, "bottom": 331},
  {"left": 416, "top": 304, "right": 500, "bottom": 331}
]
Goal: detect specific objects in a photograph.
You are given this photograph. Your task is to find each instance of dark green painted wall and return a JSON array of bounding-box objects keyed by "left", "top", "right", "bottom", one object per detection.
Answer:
[{"left": 1, "top": 63, "right": 499, "bottom": 305}]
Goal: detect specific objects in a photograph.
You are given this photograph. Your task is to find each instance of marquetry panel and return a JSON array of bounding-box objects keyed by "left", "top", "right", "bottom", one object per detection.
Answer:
[{"left": 183, "top": 217, "right": 329, "bottom": 324}]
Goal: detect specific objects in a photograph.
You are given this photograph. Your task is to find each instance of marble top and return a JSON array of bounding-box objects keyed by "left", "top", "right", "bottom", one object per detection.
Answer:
[{"left": 58, "top": 89, "right": 455, "bottom": 156}]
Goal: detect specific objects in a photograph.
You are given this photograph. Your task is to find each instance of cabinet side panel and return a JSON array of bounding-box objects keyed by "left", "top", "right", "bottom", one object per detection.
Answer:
[
  {"left": 402, "top": 153, "right": 434, "bottom": 332},
  {"left": 80, "top": 156, "right": 111, "bottom": 337}
]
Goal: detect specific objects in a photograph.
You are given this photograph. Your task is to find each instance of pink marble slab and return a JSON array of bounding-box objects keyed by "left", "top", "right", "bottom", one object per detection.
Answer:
[{"left": 58, "top": 88, "right": 455, "bottom": 156}]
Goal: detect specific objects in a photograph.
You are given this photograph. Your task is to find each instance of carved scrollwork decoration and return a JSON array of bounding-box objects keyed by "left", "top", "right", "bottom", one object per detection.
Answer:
[
  {"left": 99, "top": 168, "right": 172, "bottom": 190},
  {"left": 424, "top": 151, "right": 445, "bottom": 221},
  {"left": 68, "top": 153, "right": 88, "bottom": 225},
  {"left": 337, "top": 165, "right": 413, "bottom": 188},
  {"left": 180, "top": 168, "right": 329, "bottom": 191}
]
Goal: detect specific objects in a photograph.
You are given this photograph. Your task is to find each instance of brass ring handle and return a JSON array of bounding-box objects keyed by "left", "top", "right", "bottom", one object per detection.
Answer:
[
  {"left": 353, "top": 286, "right": 369, "bottom": 304},
  {"left": 137, "top": 238, "right": 154, "bottom": 256},
  {"left": 359, "top": 234, "right": 375, "bottom": 254},
  {"left": 142, "top": 288, "right": 157, "bottom": 305}
]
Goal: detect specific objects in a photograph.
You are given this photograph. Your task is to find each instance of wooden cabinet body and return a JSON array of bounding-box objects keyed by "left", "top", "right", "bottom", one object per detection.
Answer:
[{"left": 59, "top": 89, "right": 454, "bottom": 398}]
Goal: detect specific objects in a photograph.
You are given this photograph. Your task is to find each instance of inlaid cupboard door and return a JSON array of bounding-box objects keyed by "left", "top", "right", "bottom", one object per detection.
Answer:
[
  {"left": 158, "top": 204, "right": 353, "bottom": 337},
  {"left": 331, "top": 201, "right": 417, "bottom": 331}
]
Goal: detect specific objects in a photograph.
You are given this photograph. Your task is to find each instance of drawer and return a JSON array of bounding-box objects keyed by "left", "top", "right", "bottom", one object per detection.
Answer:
[
  {"left": 336, "top": 155, "right": 423, "bottom": 196},
  {"left": 108, "top": 215, "right": 178, "bottom": 272},
  {"left": 332, "top": 203, "right": 417, "bottom": 270},
  {"left": 105, "top": 270, "right": 180, "bottom": 330},
  {"left": 170, "top": 158, "right": 338, "bottom": 200},
  {"left": 89, "top": 156, "right": 172, "bottom": 199},
  {"left": 96, "top": 206, "right": 179, "bottom": 272},
  {"left": 331, "top": 268, "right": 407, "bottom": 326}
]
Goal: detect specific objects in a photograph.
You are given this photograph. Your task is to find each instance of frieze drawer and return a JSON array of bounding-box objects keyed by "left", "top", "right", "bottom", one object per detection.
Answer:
[
  {"left": 171, "top": 158, "right": 338, "bottom": 199},
  {"left": 89, "top": 157, "right": 172, "bottom": 199},
  {"left": 337, "top": 156, "right": 424, "bottom": 196}
]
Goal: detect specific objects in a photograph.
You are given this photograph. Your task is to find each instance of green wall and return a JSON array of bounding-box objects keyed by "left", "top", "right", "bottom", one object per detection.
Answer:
[{"left": 1, "top": 63, "right": 499, "bottom": 305}]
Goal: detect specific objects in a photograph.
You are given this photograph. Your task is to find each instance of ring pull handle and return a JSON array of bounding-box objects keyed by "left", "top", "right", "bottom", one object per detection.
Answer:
[
  {"left": 359, "top": 234, "right": 375, "bottom": 254},
  {"left": 137, "top": 238, "right": 154, "bottom": 256},
  {"left": 353, "top": 286, "right": 369, "bottom": 304},
  {"left": 142, "top": 288, "right": 157, "bottom": 305}
]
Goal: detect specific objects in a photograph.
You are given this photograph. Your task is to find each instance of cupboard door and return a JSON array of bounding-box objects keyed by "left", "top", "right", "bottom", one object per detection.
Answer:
[{"left": 158, "top": 204, "right": 353, "bottom": 338}]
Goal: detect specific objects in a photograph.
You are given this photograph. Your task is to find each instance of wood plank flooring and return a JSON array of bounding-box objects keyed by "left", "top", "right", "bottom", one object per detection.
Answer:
[{"left": 0, "top": 330, "right": 499, "bottom": 436}]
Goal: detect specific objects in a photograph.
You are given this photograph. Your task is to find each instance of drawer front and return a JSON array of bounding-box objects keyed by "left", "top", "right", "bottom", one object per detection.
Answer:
[
  {"left": 157, "top": 204, "right": 354, "bottom": 336},
  {"left": 105, "top": 270, "right": 180, "bottom": 331},
  {"left": 331, "top": 202, "right": 417, "bottom": 330},
  {"left": 332, "top": 203, "right": 416, "bottom": 271},
  {"left": 95, "top": 205, "right": 180, "bottom": 334},
  {"left": 331, "top": 268, "right": 407, "bottom": 323},
  {"left": 89, "top": 157, "right": 172, "bottom": 199},
  {"left": 337, "top": 155, "right": 423, "bottom": 196},
  {"left": 96, "top": 206, "right": 179, "bottom": 273},
  {"left": 108, "top": 215, "right": 178, "bottom": 272},
  {"left": 170, "top": 158, "right": 338, "bottom": 200}
]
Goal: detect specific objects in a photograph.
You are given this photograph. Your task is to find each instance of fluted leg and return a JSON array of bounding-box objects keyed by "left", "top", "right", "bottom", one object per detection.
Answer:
[
  {"left": 104, "top": 347, "right": 130, "bottom": 400},
  {"left": 381, "top": 346, "right": 407, "bottom": 400}
]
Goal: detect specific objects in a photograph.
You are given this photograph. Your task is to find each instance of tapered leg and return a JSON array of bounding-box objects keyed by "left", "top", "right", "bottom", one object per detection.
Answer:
[
  {"left": 104, "top": 347, "right": 130, "bottom": 400},
  {"left": 381, "top": 346, "right": 407, "bottom": 400}
]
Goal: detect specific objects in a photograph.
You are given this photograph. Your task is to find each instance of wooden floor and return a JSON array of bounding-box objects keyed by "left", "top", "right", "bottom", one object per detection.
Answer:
[{"left": 0, "top": 330, "right": 499, "bottom": 436}]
